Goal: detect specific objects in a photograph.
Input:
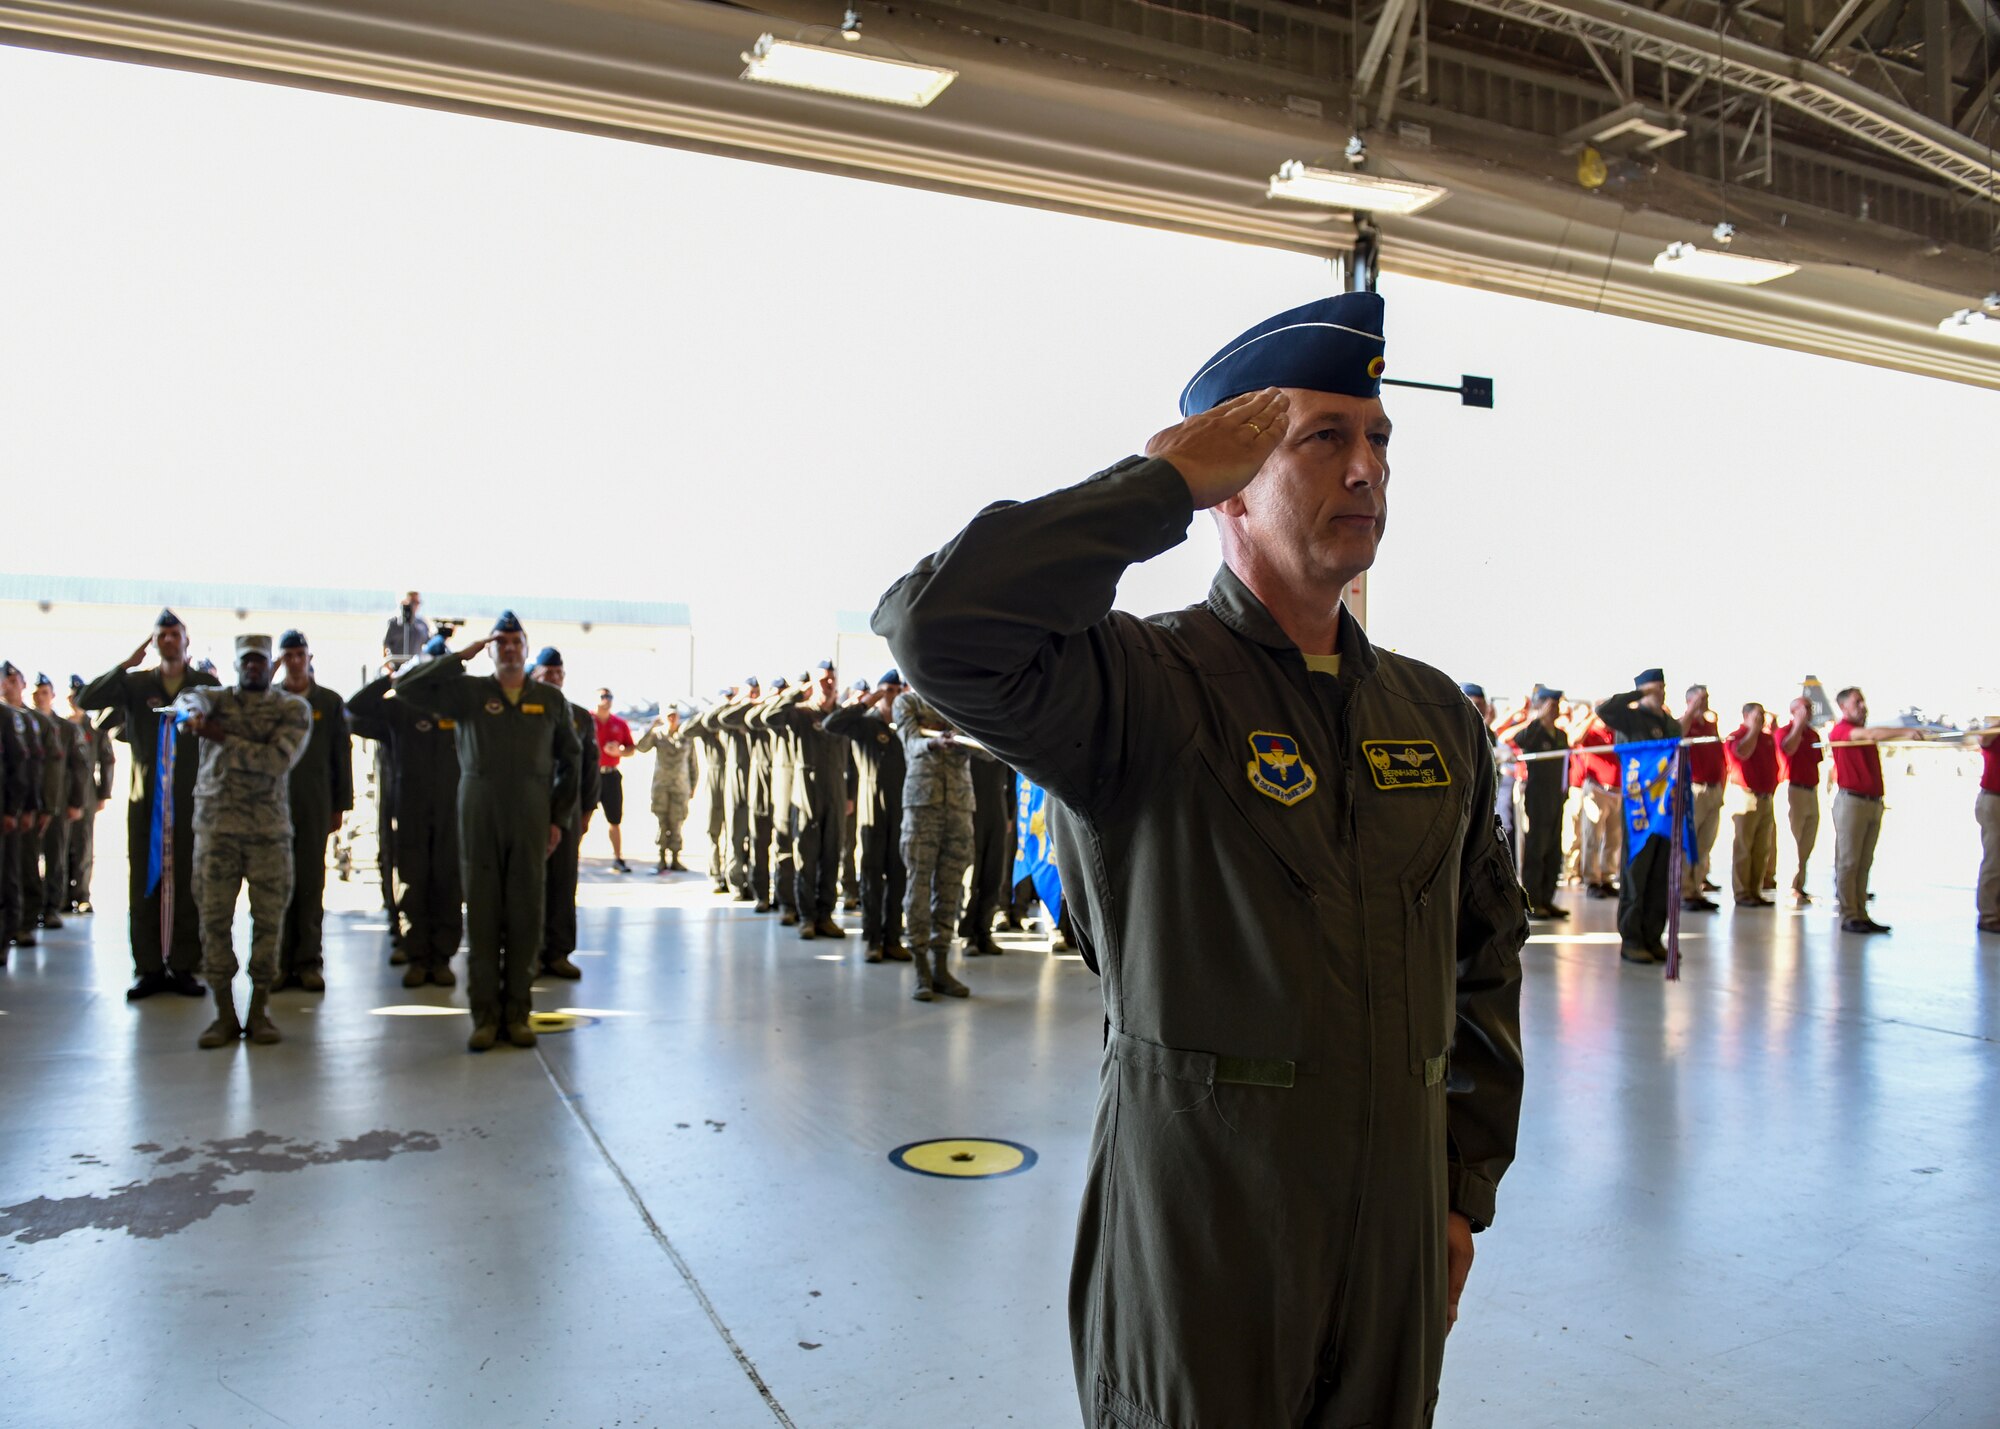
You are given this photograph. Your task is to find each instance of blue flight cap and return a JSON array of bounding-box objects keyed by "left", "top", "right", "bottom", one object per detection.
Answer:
[
  {"left": 422, "top": 636, "right": 449, "bottom": 656},
  {"left": 1459, "top": 682, "right": 1485, "bottom": 699},
  {"left": 0, "top": 661, "right": 18, "bottom": 679},
  {"left": 278, "top": 629, "right": 307, "bottom": 651},
  {"left": 1533, "top": 684, "right": 1563, "bottom": 703},
  {"left": 853, "top": 680, "right": 870, "bottom": 692},
  {"left": 492, "top": 610, "right": 524, "bottom": 636},
  {"left": 534, "top": 647, "right": 562, "bottom": 669},
  {"left": 33, "top": 672, "right": 52, "bottom": 689},
  {"left": 771, "top": 677, "right": 789, "bottom": 692},
  {"left": 717, "top": 686, "right": 735, "bottom": 698},
  {"left": 1634, "top": 668, "right": 1666, "bottom": 687},
  {"left": 879, "top": 668, "right": 900, "bottom": 686},
  {"left": 744, "top": 675, "right": 761, "bottom": 687},
  {"left": 68, "top": 674, "right": 84, "bottom": 692},
  {"left": 815, "top": 659, "right": 835, "bottom": 672},
  {"left": 155, "top": 607, "right": 183, "bottom": 629},
  {"left": 1178, "top": 291, "right": 1388, "bottom": 418}
]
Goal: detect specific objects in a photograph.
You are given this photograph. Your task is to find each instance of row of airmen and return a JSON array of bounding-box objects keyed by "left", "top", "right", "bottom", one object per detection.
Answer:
[
  {"left": 680, "top": 663, "right": 1036, "bottom": 1002},
  {"left": 0, "top": 664, "right": 116, "bottom": 954}
]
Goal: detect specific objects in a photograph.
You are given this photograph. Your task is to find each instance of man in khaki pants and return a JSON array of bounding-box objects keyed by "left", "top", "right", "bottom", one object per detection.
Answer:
[
  {"left": 1976, "top": 722, "right": 1999, "bottom": 935},
  {"left": 1827, "top": 687, "right": 1921, "bottom": 936},
  {"left": 1723, "top": 704, "right": 1780, "bottom": 907},
  {"left": 1679, "top": 685, "right": 1725, "bottom": 913},
  {"left": 1575, "top": 714, "right": 1623, "bottom": 897},
  {"left": 1778, "top": 698, "right": 1824, "bottom": 907}
]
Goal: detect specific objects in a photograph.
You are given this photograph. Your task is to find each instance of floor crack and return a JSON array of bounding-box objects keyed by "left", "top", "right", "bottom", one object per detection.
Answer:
[{"left": 536, "top": 1047, "right": 796, "bottom": 1429}]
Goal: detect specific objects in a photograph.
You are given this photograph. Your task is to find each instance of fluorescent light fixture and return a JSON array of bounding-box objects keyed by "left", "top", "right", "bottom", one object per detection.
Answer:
[
  {"left": 1652, "top": 242, "right": 1798, "bottom": 286},
  {"left": 1936, "top": 308, "right": 2000, "bottom": 345},
  {"left": 740, "top": 34, "right": 956, "bottom": 108},
  {"left": 1568, "top": 102, "right": 1687, "bottom": 152},
  {"left": 1266, "top": 161, "right": 1448, "bottom": 215}
]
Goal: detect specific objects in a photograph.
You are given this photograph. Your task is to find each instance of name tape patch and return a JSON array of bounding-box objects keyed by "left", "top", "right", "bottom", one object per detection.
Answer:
[{"left": 1362, "top": 739, "right": 1450, "bottom": 790}]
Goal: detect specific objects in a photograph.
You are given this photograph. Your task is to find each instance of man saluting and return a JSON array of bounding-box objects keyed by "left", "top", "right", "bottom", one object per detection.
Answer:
[{"left": 874, "top": 292, "right": 1527, "bottom": 1429}]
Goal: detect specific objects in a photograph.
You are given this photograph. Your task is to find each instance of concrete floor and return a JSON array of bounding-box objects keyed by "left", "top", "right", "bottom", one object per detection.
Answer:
[{"left": 3, "top": 781, "right": 1996, "bottom": 1429}]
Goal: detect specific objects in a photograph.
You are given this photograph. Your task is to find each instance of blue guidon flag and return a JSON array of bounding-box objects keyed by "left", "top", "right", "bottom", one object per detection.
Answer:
[
  {"left": 1618, "top": 736, "right": 1698, "bottom": 979},
  {"left": 1246, "top": 731, "right": 1317, "bottom": 805},
  {"left": 1013, "top": 774, "right": 1063, "bottom": 924}
]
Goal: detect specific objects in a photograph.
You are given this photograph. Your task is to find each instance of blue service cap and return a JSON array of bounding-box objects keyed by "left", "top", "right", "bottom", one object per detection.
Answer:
[
  {"left": 533, "top": 647, "right": 562, "bottom": 669},
  {"left": 1634, "top": 668, "right": 1666, "bottom": 687},
  {"left": 492, "top": 610, "right": 524, "bottom": 636},
  {"left": 155, "top": 607, "right": 183, "bottom": 629},
  {"left": 423, "top": 635, "right": 449, "bottom": 656},
  {"left": 1459, "top": 682, "right": 1485, "bottom": 699},
  {"left": 1533, "top": 684, "right": 1563, "bottom": 703},
  {"left": 278, "top": 629, "right": 307, "bottom": 651},
  {"left": 879, "top": 668, "right": 900, "bottom": 686},
  {"left": 34, "top": 672, "right": 52, "bottom": 688},
  {"left": 1178, "top": 291, "right": 1387, "bottom": 418}
]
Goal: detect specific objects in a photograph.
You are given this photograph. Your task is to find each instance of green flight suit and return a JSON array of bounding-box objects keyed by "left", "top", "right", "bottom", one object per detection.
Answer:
[
  {"left": 394, "top": 654, "right": 580, "bottom": 1026},
  {"left": 277, "top": 681, "right": 354, "bottom": 980},
  {"left": 79, "top": 663, "right": 221, "bottom": 976},
  {"left": 874, "top": 457, "right": 1528, "bottom": 1429},
  {"left": 542, "top": 698, "right": 600, "bottom": 967},
  {"left": 348, "top": 673, "right": 463, "bottom": 972}
]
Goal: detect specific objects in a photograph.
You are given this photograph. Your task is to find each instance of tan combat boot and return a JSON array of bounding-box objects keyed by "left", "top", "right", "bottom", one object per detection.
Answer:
[
  {"left": 910, "top": 948, "right": 935, "bottom": 1002},
  {"left": 244, "top": 987, "right": 282, "bottom": 1045},
  {"left": 198, "top": 982, "right": 241, "bottom": 1049},
  {"left": 930, "top": 948, "right": 970, "bottom": 999}
]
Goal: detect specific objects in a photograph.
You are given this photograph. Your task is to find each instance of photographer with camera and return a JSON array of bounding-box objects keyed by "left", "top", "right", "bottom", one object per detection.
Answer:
[{"left": 381, "top": 591, "right": 431, "bottom": 668}]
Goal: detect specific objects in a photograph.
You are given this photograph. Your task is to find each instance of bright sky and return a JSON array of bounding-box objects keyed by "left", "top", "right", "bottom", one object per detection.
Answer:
[{"left": 1, "top": 44, "right": 1991, "bottom": 719}]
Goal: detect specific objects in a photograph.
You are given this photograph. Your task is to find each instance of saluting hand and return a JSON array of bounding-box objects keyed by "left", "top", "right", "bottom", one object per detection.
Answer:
[
  {"left": 120, "top": 639, "right": 151, "bottom": 671},
  {"left": 1144, "top": 388, "right": 1290, "bottom": 511}
]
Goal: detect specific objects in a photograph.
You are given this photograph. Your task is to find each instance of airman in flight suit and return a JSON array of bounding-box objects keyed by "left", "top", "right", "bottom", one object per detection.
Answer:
[{"left": 875, "top": 291, "right": 1526, "bottom": 1429}]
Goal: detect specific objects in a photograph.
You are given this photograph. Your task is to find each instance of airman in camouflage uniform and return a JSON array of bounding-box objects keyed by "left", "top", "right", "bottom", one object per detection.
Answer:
[
  {"left": 894, "top": 688, "right": 978, "bottom": 1002},
  {"left": 634, "top": 708, "right": 699, "bottom": 871},
  {"left": 176, "top": 635, "right": 313, "bottom": 1049}
]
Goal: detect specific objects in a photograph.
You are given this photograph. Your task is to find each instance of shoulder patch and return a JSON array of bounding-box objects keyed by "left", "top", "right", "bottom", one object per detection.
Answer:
[
  {"left": 1362, "top": 739, "right": 1451, "bottom": 790},
  {"left": 1246, "top": 731, "right": 1316, "bottom": 805}
]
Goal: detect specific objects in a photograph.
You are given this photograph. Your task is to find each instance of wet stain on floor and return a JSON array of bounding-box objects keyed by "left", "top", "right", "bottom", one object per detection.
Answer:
[{"left": 0, "top": 1130, "right": 441, "bottom": 1244}]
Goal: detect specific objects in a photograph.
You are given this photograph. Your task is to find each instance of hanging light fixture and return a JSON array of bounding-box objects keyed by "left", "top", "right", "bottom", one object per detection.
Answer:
[
  {"left": 1651, "top": 240, "right": 1798, "bottom": 286},
  {"left": 1266, "top": 161, "right": 1449, "bottom": 215},
  {"left": 740, "top": 18, "right": 957, "bottom": 109}
]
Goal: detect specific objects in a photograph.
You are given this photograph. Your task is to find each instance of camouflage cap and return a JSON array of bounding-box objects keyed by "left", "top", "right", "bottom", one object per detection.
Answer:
[{"left": 235, "top": 635, "right": 274, "bottom": 660}]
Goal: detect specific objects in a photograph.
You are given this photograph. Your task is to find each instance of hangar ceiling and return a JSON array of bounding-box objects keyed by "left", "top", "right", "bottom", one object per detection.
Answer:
[{"left": 3, "top": 0, "right": 1996, "bottom": 385}]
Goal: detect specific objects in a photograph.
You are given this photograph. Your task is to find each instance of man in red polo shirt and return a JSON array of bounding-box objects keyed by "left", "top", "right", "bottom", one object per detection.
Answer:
[
  {"left": 592, "top": 689, "right": 637, "bottom": 875},
  {"left": 1976, "top": 720, "right": 1999, "bottom": 934},
  {"left": 1680, "top": 684, "right": 1725, "bottom": 913},
  {"left": 1778, "top": 697, "right": 1824, "bottom": 907},
  {"left": 1724, "top": 703, "right": 1781, "bottom": 907},
  {"left": 1828, "top": 686, "right": 1922, "bottom": 934}
]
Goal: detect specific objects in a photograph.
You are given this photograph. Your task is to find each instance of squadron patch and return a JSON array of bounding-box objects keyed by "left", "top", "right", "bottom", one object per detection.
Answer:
[
  {"left": 1362, "top": 739, "right": 1451, "bottom": 790},
  {"left": 1246, "top": 731, "right": 1317, "bottom": 805},
  {"left": 484, "top": 699, "right": 504, "bottom": 716},
  {"left": 415, "top": 719, "right": 433, "bottom": 733}
]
